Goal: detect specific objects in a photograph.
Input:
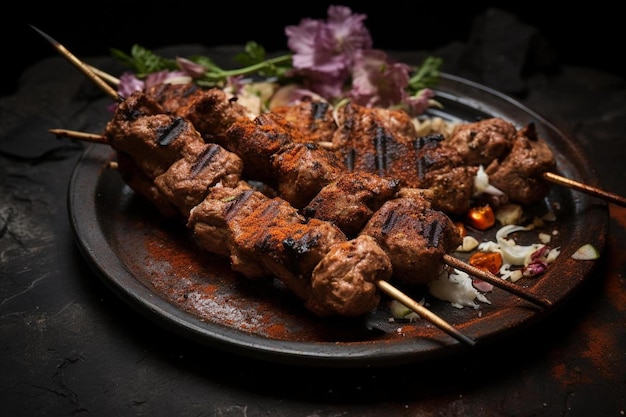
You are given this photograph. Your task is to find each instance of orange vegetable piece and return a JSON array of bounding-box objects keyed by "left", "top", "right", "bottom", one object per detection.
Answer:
[
  {"left": 469, "top": 251, "right": 503, "bottom": 275},
  {"left": 467, "top": 204, "right": 495, "bottom": 230}
]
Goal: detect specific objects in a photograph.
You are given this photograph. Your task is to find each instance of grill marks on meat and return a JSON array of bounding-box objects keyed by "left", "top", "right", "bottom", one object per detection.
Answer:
[
  {"left": 270, "top": 98, "right": 338, "bottom": 143},
  {"left": 361, "top": 196, "right": 462, "bottom": 284},
  {"left": 106, "top": 91, "right": 208, "bottom": 179},
  {"left": 225, "top": 113, "right": 346, "bottom": 208},
  {"left": 187, "top": 184, "right": 385, "bottom": 317},
  {"left": 332, "top": 102, "right": 474, "bottom": 214},
  {"left": 303, "top": 172, "right": 401, "bottom": 237},
  {"left": 333, "top": 102, "right": 417, "bottom": 179},
  {"left": 146, "top": 83, "right": 254, "bottom": 146},
  {"left": 154, "top": 142, "right": 244, "bottom": 217},
  {"left": 106, "top": 90, "right": 392, "bottom": 317}
]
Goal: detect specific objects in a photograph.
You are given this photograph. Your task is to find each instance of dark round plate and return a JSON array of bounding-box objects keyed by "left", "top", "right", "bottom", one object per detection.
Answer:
[{"left": 67, "top": 73, "right": 608, "bottom": 368}]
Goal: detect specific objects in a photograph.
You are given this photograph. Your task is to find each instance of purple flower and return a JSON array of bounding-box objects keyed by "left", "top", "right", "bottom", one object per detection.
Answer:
[
  {"left": 285, "top": 5, "right": 373, "bottom": 99},
  {"left": 117, "top": 70, "right": 191, "bottom": 98},
  {"left": 118, "top": 72, "right": 145, "bottom": 98},
  {"left": 405, "top": 88, "right": 436, "bottom": 115},
  {"left": 348, "top": 49, "right": 411, "bottom": 108},
  {"left": 176, "top": 57, "right": 206, "bottom": 78}
]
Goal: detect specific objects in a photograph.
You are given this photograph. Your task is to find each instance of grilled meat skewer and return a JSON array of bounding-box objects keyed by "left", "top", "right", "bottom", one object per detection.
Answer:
[{"left": 102, "top": 90, "right": 476, "bottom": 320}]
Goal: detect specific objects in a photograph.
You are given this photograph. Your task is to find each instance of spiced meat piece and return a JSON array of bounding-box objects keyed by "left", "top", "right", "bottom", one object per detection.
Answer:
[
  {"left": 361, "top": 196, "right": 462, "bottom": 285},
  {"left": 188, "top": 183, "right": 265, "bottom": 266},
  {"left": 154, "top": 143, "right": 244, "bottom": 217},
  {"left": 371, "top": 107, "right": 420, "bottom": 139},
  {"left": 232, "top": 197, "right": 347, "bottom": 291},
  {"left": 224, "top": 113, "right": 297, "bottom": 185},
  {"left": 270, "top": 98, "right": 338, "bottom": 143},
  {"left": 105, "top": 91, "right": 207, "bottom": 179},
  {"left": 484, "top": 122, "right": 556, "bottom": 205},
  {"left": 446, "top": 117, "right": 516, "bottom": 166},
  {"left": 303, "top": 171, "right": 401, "bottom": 237},
  {"left": 146, "top": 83, "right": 254, "bottom": 146},
  {"left": 271, "top": 142, "right": 346, "bottom": 209},
  {"left": 147, "top": 82, "right": 204, "bottom": 113},
  {"left": 307, "top": 235, "right": 392, "bottom": 317},
  {"left": 411, "top": 134, "right": 476, "bottom": 215},
  {"left": 331, "top": 103, "right": 474, "bottom": 214},
  {"left": 332, "top": 102, "right": 418, "bottom": 180}
]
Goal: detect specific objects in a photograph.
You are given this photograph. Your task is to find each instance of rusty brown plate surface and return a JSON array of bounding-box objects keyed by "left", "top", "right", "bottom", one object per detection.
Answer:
[{"left": 68, "top": 74, "right": 609, "bottom": 367}]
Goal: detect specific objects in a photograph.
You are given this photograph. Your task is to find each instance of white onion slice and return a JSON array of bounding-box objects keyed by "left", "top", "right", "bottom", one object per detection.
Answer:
[{"left": 571, "top": 243, "right": 599, "bottom": 260}]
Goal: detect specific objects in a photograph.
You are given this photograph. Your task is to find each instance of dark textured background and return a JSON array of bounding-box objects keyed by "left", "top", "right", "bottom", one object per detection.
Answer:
[
  {"left": 7, "top": 2, "right": 621, "bottom": 97},
  {"left": 2, "top": 4, "right": 625, "bottom": 416}
]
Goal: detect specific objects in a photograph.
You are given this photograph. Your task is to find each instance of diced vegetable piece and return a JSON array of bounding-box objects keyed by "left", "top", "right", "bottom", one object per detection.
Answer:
[
  {"left": 571, "top": 243, "right": 600, "bottom": 260},
  {"left": 538, "top": 232, "right": 551, "bottom": 244},
  {"left": 495, "top": 203, "right": 523, "bottom": 226},
  {"left": 469, "top": 251, "right": 503, "bottom": 275},
  {"left": 389, "top": 300, "right": 420, "bottom": 321},
  {"left": 467, "top": 204, "right": 496, "bottom": 230},
  {"left": 456, "top": 235, "right": 480, "bottom": 252}
]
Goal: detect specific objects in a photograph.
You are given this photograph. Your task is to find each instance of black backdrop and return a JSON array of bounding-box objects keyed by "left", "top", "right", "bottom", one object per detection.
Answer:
[{"left": 7, "top": 2, "right": 622, "bottom": 97}]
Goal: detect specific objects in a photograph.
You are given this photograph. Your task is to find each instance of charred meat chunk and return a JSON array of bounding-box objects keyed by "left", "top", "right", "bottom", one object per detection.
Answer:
[
  {"left": 446, "top": 117, "right": 516, "bottom": 166},
  {"left": 361, "top": 197, "right": 462, "bottom": 285},
  {"left": 484, "top": 123, "right": 556, "bottom": 205},
  {"left": 304, "top": 171, "right": 401, "bottom": 237}
]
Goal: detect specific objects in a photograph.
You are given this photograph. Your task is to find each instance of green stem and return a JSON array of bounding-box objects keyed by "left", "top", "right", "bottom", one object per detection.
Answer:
[{"left": 205, "top": 54, "right": 292, "bottom": 80}]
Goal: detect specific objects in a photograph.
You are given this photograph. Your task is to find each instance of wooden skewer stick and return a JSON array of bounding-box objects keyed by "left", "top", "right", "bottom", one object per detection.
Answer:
[
  {"left": 45, "top": 129, "right": 558, "bottom": 308},
  {"left": 376, "top": 280, "right": 475, "bottom": 346},
  {"left": 49, "top": 128, "right": 108, "bottom": 144},
  {"left": 45, "top": 34, "right": 625, "bottom": 210},
  {"left": 543, "top": 171, "right": 626, "bottom": 207},
  {"left": 86, "top": 64, "right": 120, "bottom": 86},
  {"left": 30, "top": 25, "right": 121, "bottom": 102},
  {"left": 443, "top": 255, "right": 552, "bottom": 308},
  {"left": 46, "top": 128, "right": 476, "bottom": 346}
]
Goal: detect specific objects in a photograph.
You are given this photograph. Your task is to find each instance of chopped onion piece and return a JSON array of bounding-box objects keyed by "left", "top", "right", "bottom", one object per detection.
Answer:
[
  {"left": 480, "top": 224, "right": 544, "bottom": 266},
  {"left": 495, "top": 203, "right": 523, "bottom": 226},
  {"left": 546, "top": 247, "right": 561, "bottom": 263},
  {"left": 571, "top": 243, "right": 599, "bottom": 260},
  {"left": 538, "top": 232, "right": 551, "bottom": 244},
  {"left": 428, "top": 269, "right": 491, "bottom": 309},
  {"left": 456, "top": 235, "right": 480, "bottom": 252},
  {"left": 389, "top": 299, "right": 421, "bottom": 321},
  {"left": 473, "top": 165, "right": 506, "bottom": 197}
]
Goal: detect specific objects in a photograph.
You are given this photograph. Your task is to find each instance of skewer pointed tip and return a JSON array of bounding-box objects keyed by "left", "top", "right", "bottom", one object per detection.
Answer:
[
  {"left": 30, "top": 25, "right": 122, "bottom": 103},
  {"left": 29, "top": 24, "right": 58, "bottom": 46}
]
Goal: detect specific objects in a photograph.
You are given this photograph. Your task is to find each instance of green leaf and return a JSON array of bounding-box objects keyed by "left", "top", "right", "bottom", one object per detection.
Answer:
[
  {"left": 407, "top": 56, "right": 443, "bottom": 93},
  {"left": 110, "top": 44, "right": 177, "bottom": 78}
]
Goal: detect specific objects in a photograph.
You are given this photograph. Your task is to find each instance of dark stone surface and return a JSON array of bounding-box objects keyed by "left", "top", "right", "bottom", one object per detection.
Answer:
[{"left": 1, "top": 8, "right": 625, "bottom": 417}]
